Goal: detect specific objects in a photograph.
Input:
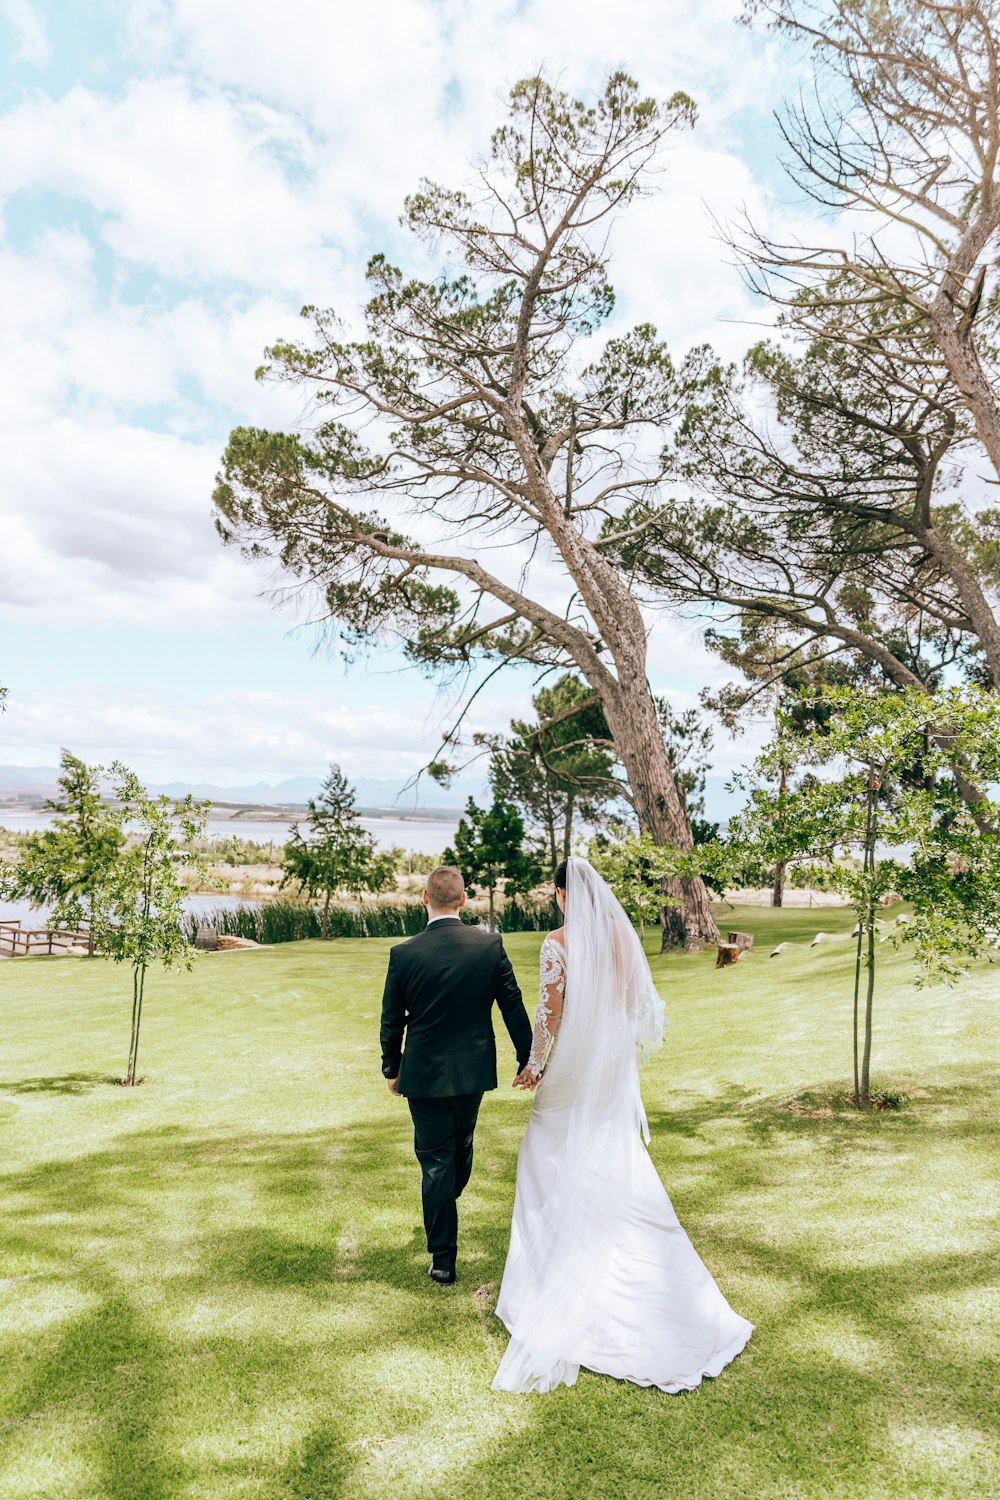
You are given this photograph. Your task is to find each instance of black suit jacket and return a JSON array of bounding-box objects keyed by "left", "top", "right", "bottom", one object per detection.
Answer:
[{"left": 379, "top": 918, "right": 533, "bottom": 1097}]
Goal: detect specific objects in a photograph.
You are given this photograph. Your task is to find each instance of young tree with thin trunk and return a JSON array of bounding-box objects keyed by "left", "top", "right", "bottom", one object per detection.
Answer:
[
  {"left": 104, "top": 769, "right": 209, "bottom": 1087},
  {"left": 281, "top": 766, "right": 395, "bottom": 938},
  {"left": 212, "top": 72, "right": 720, "bottom": 949},
  {"left": 1, "top": 750, "right": 123, "bottom": 953},
  {"left": 727, "top": 684, "right": 1000, "bottom": 1108},
  {"left": 703, "top": 625, "right": 894, "bottom": 903}
]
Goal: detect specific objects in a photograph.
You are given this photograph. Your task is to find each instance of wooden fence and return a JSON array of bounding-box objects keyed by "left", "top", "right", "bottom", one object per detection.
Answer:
[{"left": 0, "top": 920, "right": 91, "bottom": 957}]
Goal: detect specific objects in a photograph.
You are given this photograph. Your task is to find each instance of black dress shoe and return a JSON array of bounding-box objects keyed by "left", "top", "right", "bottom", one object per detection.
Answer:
[{"left": 427, "top": 1260, "right": 456, "bottom": 1285}]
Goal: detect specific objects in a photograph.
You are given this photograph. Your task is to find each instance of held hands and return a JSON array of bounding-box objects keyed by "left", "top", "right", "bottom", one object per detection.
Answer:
[{"left": 513, "top": 1067, "right": 540, "bottom": 1091}]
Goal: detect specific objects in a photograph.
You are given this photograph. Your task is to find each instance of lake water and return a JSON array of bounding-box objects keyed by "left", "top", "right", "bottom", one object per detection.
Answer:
[
  {"left": 0, "top": 812, "right": 458, "bottom": 851},
  {"left": 0, "top": 891, "right": 261, "bottom": 932},
  {"left": 0, "top": 813, "right": 459, "bottom": 932}
]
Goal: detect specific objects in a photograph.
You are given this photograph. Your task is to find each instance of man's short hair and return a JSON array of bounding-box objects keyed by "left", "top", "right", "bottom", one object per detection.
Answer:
[{"left": 426, "top": 866, "right": 465, "bottom": 909}]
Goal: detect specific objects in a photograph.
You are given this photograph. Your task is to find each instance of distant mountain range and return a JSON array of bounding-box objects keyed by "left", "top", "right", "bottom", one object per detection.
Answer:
[
  {"left": 0, "top": 764, "right": 741, "bottom": 822},
  {"left": 0, "top": 765, "right": 59, "bottom": 798},
  {"left": 0, "top": 765, "right": 487, "bottom": 815}
]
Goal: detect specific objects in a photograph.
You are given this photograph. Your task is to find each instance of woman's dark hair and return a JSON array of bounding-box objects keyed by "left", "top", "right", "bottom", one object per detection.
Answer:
[{"left": 554, "top": 860, "right": 568, "bottom": 890}]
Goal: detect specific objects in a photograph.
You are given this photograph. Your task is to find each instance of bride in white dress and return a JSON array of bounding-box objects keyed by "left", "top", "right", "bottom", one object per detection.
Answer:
[{"left": 492, "top": 856, "right": 753, "bottom": 1395}]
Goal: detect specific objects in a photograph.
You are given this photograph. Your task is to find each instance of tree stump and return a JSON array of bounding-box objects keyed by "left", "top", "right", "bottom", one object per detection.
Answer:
[
  {"left": 715, "top": 944, "right": 740, "bottom": 969},
  {"left": 195, "top": 926, "right": 218, "bottom": 951},
  {"left": 727, "top": 931, "right": 754, "bottom": 953}
]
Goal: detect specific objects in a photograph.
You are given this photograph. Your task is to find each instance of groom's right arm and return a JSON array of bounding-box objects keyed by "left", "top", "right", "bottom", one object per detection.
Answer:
[{"left": 380, "top": 949, "right": 406, "bottom": 1090}]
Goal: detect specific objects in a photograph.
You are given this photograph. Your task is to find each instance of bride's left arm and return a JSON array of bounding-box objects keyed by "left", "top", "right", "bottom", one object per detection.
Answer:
[{"left": 513, "top": 936, "right": 565, "bottom": 1089}]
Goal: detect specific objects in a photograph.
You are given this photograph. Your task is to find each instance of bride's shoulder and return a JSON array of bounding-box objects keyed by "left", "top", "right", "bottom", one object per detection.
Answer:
[{"left": 541, "top": 928, "right": 566, "bottom": 949}]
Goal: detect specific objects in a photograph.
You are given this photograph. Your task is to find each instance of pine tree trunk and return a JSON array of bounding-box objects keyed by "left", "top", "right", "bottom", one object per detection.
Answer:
[
  {"left": 511, "top": 471, "right": 718, "bottom": 951},
  {"left": 488, "top": 882, "right": 496, "bottom": 932},
  {"left": 920, "top": 519, "right": 1000, "bottom": 686},
  {"left": 545, "top": 807, "right": 558, "bottom": 879},
  {"left": 602, "top": 680, "right": 719, "bottom": 951},
  {"left": 321, "top": 890, "right": 331, "bottom": 941},
  {"left": 929, "top": 290, "right": 1000, "bottom": 631}
]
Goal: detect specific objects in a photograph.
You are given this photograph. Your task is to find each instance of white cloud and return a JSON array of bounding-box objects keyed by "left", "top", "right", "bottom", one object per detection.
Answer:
[
  {"left": 0, "top": 660, "right": 762, "bottom": 791},
  {"left": 0, "top": 1, "right": 812, "bottom": 632},
  {"left": 0, "top": 682, "right": 535, "bottom": 783},
  {"left": 1, "top": 0, "right": 50, "bottom": 66},
  {"left": 0, "top": 413, "right": 274, "bottom": 626},
  {"left": 0, "top": 78, "right": 346, "bottom": 289}
]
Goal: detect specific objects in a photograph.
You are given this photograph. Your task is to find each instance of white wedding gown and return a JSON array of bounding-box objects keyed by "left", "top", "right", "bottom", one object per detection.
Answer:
[{"left": 493, "top": 862, "right": 753, "bottom": 1395}]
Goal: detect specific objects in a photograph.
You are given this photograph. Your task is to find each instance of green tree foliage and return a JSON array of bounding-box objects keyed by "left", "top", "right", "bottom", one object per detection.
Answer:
[
  {"left": 487, "top": 681, "right": 721, "bottom": 908},
  {"left": 443, "top": 796, "right": 540, "bottom": 931},
  {"left": 703, "top": 637, "right": 878, "bottom": 904},
  {"left": 281, "top": 766, "right": 396, "bottom": 938},
  {"left": 587, "top": 830, "right": 681, "bottom": 943},
  {"left": 0, "top": 750, "right": 123, "bottom": 954},
  {"left": 483, "top": 674, "right": 621, "bottom": 881},
  {"left": 394, "top": 848, "right": 440, "bottom": 878},
  {"left": 102, "top": 767, "right": 210, "bottom": 1086},
  {"left": 656, "top": 700, "right": 717, "bottom": 844},
  {"left": 187, "top": 833, "right": 279, "bottom": 867},
  {"left": 725, "top": 685, "right": 1000, "bottom": 1108}
]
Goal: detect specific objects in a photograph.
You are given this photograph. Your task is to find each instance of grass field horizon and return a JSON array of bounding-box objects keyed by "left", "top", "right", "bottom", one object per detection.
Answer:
[{"left": 2, "top": 905, "right": 997, "bottom": 1499}]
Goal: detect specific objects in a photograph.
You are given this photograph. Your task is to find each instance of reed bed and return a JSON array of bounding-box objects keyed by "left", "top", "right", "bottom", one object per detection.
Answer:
[{"left": 182, "top": 893, "right": 555, "bottom": 944}]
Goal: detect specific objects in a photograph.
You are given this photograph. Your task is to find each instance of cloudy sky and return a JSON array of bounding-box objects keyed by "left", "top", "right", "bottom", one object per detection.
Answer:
[{"left": 0, "top": 0, "right": 812, "bottom": 799}]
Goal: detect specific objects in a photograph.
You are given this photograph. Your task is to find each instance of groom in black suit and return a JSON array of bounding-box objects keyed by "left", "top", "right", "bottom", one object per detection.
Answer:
[{"left": 380, "top": 866, "right": 533, "bottom": 1284}]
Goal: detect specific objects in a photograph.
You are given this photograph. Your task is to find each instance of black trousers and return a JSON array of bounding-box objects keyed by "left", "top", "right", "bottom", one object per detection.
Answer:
[{"left": 407, "top": 1092, "right": 484, "bottom": 1261}]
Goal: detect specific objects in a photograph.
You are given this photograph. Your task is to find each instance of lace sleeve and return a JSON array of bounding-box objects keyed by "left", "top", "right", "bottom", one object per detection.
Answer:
[{"left": 527, "top": 935, "right": 566, "bottom": 1077}]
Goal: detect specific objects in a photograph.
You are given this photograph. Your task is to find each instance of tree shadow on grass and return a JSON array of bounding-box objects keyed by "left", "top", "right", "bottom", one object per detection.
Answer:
[
  {"left": 645, "top": 1071, "right": 1000, "bottom": 1163},
  {"left": 0, "top": 1115, "right": 516, "bottom": 1310},
  {"left": 0, "top": 1071, "right": 119, "bottom": 1095},
  {"left": 0, "top": 1121, "right": 427, "bottom": 1498},
  {"left": 0, "top": 1266, "right": 183, "bottom": 1500},
  {"left": 1, "top": 1095, "right": 997, "bottom": 1499}
]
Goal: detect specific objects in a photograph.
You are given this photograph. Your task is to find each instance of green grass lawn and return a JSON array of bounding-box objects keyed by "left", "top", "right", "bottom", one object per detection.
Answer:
[{"left": 1, "top": 907, "right": 997, "bottom": 1500}]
